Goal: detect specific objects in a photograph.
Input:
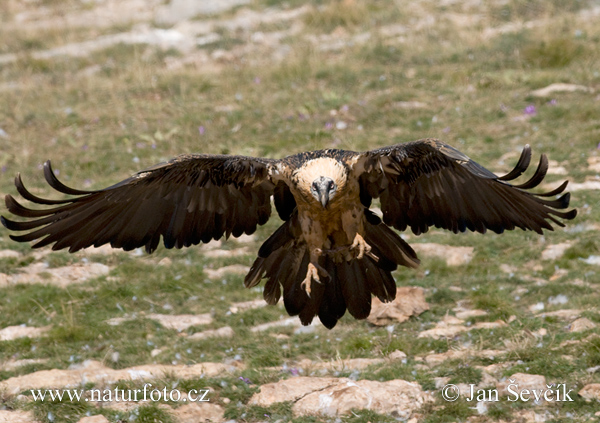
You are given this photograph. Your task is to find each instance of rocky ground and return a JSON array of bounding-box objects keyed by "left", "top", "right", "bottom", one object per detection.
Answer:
[{"left": 1, "top": 0, "right": 600, "bottom": 422}]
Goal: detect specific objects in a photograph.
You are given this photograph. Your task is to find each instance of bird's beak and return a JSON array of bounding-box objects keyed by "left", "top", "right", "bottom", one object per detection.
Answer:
[{"left": 319, "top": 191, "right": 330, "bottom": 208}]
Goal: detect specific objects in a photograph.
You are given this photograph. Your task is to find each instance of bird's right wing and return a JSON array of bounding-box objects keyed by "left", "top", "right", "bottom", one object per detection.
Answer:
[{"left": 2, "top": 154, "right": 279, "bottom": 253}]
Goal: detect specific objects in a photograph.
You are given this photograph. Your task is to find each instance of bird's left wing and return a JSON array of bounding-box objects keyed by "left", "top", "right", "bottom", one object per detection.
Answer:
[
  {"left": 2, "top": 154, "right": 279, "bottom": 253},
  {"left": 350, "top": 138, "right": 576, "bottom": 235}
]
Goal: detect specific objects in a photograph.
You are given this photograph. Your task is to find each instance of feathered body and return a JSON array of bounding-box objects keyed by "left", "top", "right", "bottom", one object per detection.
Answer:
[{"left": 2, "top": 139, "right": 576, "bottom": 328}]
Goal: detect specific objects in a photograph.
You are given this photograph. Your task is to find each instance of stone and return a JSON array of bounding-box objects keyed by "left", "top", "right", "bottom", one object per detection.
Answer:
[
  {"left": 251, "top": 317, "right": 319, "bottom": 332},
  {"left": 411, "top": 243, "right": 474, "bottom": 266},
  {"left": 250, "top": 377, "right": 342, "bottom": 406},
  {"left": 418, "top": 324, "right": 467, "bottom": 339},
  {"left": 0, "top": 410, "right": 38, "bottom": 423},
  {"left": 367, "top": 287, "right": 429, "bottom": 326},
  {"left": 0, "top": 325, "right": 49, "bottom": 341},
  {"left": 569, "top": 317, "right": 597, "bottom": 332},
  {"left": 541, "top": 242, "right": 573, "bottom": 260},
  {"left": 292, "top": 379, "right": 431, "bottom": 418},
  {"left": 157, "top": 257, "right": 172, "bottom": 266},
  {"left": 496, "top": 373, "right": 547, "bottom": 396},
  {"left": 1, "top": 358, "right": 49, "bottom": 371},
  {"left": 171, "top": 402, "right": 225, "bottom": 423},
  {"left": 567, "top": 181, "right": 600, "bottom": 191},
  {"left": 579, "top": 384, "right": 600, "bottom": 401},
  {"left": 2, "top": 262, "right": 110, "bottom": 288},
  {"left": 188, "top": 326, "right": 234, "bottom": 340},
  {"left": 388, "top": 350, "right": 407, "bottom": 361},
  {"left": 146, "top": 313, "right": 213, "bottom": 331},
  {"left": 530, "top": 83, "right": 593, "bottom": 97},
  {"left": 292, "top": 358, "right": 384, "bottom": 373},
  {"left": 587, "top": 156, "right": 600, "bottom": 172},
  {"left": 77, "top": 416, "right": 110, "bottom": 423},
  {"left": 0, "top": 360, "right": 240, "bottom": 394},
  {"left": 454, "top": 309, "right": 487, "bottom": 320},
  {"left": 229, "top": 299, "right": 268, "bottom": 314},
  {"left": 202, "top": 247, "right": 250, "bottom": 258},
  {"left": 539, "top": 309, "right": 581, "bottom": 319},
  {"left": 0, "top": 249, "right": 20, "bottom": 258},
  {"left": 203, "top": 264, "right": 250, "bottom": 279}
]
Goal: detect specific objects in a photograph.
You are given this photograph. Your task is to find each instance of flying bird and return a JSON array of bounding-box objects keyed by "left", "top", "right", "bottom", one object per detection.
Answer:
[{"left": 1, "top": 139, "right": 576, "bottom": 329}]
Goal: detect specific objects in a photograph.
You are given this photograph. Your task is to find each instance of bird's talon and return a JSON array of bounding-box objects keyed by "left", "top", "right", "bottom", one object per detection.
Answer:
[
  {"left": 301, "top": 262, "right": 321, "bottom": 297},
  {"left": 350, "top": 234, "right": 372, "bottom": 260}
]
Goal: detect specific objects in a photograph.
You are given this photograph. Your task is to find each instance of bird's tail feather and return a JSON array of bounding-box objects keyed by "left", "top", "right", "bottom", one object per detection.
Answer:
[{"left": 244, "top": 209, "right": 420, "bottom": 329}]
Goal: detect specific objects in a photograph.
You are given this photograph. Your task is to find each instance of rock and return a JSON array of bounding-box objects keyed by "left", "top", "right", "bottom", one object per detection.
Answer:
[
  {"left": 188, "top": 326, "right": 234, "bottom": 340},
  {"left": 78, "top": 245, "right": 119, "bottom": 256},
  {"left": 0, "top": 410, "right": 38, "bottom": 423},
  {"left": 388, "top": 350, "right": 407, "bottom": 361},
  {"left": 367, "top": 286, "right": 429, "bottom": 326},
  {"left": 539, "top": 309, "right": 581, "bottom": 319},
  {"left": 411, "top": 243, "right": 474, "bottom": 266},
  {"left": 171, "top": 402, "right": 225, "bottom": 423},
  {"left": 530, "top": 83, "right": 593, "bottom": 97},
  {"left": 292, "top": 379, "right": 431, "bottom": 418},
  {"left": 158, "top": 0, "right": 251, "bottom": 24},
  {"left": 0, "top": 249, "right": 20, "bottom": 258},
  {"left": 471, "top": 320, "right": 507, "bottom": 330},
  {"left": 529, "top": 302, "right": 545, "bottom": 312},
  {"left": 0, "top": 325, "right": 50, "bottom": 341},
  {"left": 579, "top": 383, "right": 600, "bottom": 401},
  {"left": 581, "top": 255, "right": 600, "bottom": 265},
  {"left": 251, "top": 317, "right": 320, "bottom": 332},
  {"left": 77, "top": 416, "right": 110, "bottom": 423},
  {"left": 567, "top": 181, "right": 600, "bottom": 191},
  {"left": 496, "top": 373, "right": 547, "bottom": 397},
  {"left": 549, "top": 268, "right": 568, "bottom": 281},
  {"left": 541, "top": 242, "right": 573, "bottom": 260},
  {"left": 146, "top": 313, "right": 213, "bottom": 331},
  {"left": 250, "top": 376, "right": 430, "bottom": 418},
  {"left": 0, "top": 360, "right": 240, "bottom": 394},
  {"left": 425, "top": 349, "right": 466, "bottom": 365},
  {"left": 587, "top": 156, "right": 600, "bottom": 172},
  {"left": 292, "top": 358, "right": 384, "bottom": 373},
  {"left": 202, "top": 247, "right": 250, "bottom": 258},
  {"left": 250, "top": 377, "right": 342, "bottom": 406},
  {"left": 157, "top": 257, "right": 172, "bottom": 266},
  {"left": 418, "top": 313, "right": 506, "bottom": 339},
  {"left": 229, "top": 299, "right": 268, "bottom": 314},
  {"left": 548, "top": 294, "right": 568, "bottom": 305},
  {"left": 454, "top": 309, "right": 488, "bottom": 319},
  {"left": 418, "top": 324, "right": 467, "bottom": 339},
  {"left": 569, "top": 317, "right": 597, "bottom": 332},
  {"left": 203, "top": 264, "right": 250, "bottom": 279},
  {"left": 233, "top": 233, "right": 255, "bottom": 243},
  {"left": 2, "top": 262, "right": 110, "bottom": 288},
  {"left": 392, "top": 101, "right": 428, "bottom": 109},
  {"left": 1, "top": 358, "right": 49, "bottom": 371},
  {"left": 424, "top": 349, "right": 505, "bottom": 366}
]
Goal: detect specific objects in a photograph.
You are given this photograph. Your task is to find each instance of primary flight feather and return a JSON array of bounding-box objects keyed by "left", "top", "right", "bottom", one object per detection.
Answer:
[{"left": 1, "top": 139, "right": 576, "bottom": 329}]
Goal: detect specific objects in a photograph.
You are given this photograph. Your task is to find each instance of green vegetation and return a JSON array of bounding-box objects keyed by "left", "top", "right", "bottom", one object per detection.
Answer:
[{"left": 1, "top": 0, "right": 599, "bottom": 422}]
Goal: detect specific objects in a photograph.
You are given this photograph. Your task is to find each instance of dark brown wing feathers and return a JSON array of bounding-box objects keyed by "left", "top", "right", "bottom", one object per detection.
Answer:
[
  {"left": 356, "top": 139, "right": 576, "bottom": 236},
  {"left": 2, "top": 155, "right": 276, "bottom": 253}
]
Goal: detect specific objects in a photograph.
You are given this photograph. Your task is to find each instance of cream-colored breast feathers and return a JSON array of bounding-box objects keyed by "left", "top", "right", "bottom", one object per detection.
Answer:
[{"left": 293, "top": 157, "right": 347, "bottom": 197}]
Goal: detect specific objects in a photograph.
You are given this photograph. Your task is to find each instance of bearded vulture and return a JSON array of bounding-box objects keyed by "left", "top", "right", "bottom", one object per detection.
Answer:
[{"left": 1, "top": 139, "right": 576, "bottom": 328}]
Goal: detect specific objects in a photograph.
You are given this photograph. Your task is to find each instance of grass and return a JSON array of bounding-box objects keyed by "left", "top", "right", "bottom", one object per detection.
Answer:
[{"left": 1, "top": 0, "right": 600, "bottom": 422}]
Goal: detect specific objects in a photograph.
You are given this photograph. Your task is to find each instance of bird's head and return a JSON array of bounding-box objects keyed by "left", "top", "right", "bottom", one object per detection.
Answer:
[
  {"left": 295, "top": 157, "right": 347, "bottom": 208},
  {"left": 310, "top": 176, "right": 337, "bottom": 208}
]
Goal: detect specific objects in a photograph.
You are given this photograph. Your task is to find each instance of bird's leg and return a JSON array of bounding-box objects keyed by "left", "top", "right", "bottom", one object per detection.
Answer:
[
  {"left": 300, "top": 248, "right": 329, "bottom": 297},
  {"left": 350, "top": 233, "right": 378, "bottom": 261}
]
